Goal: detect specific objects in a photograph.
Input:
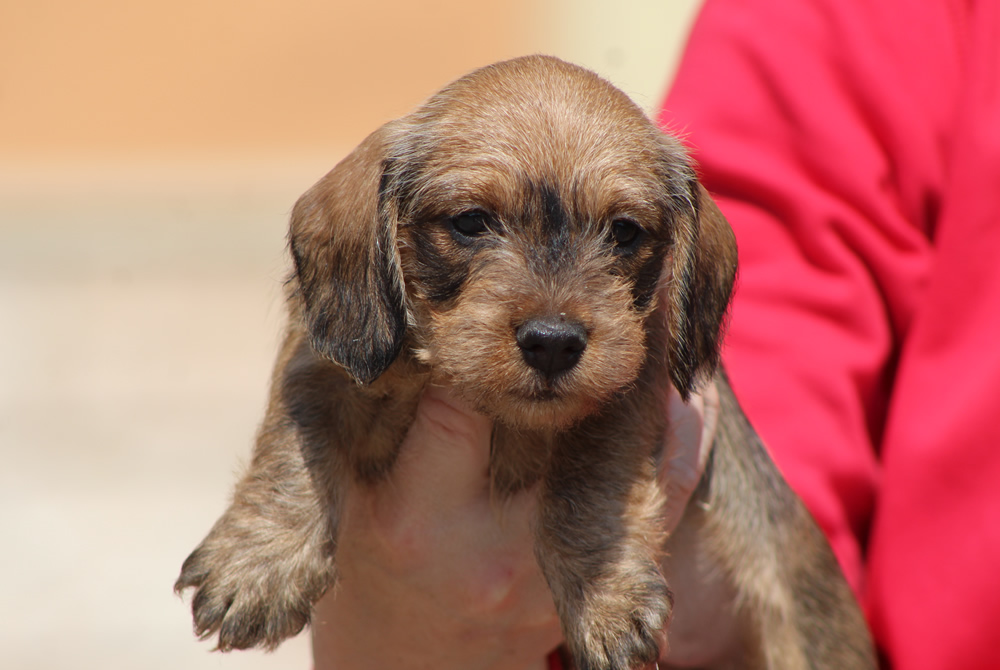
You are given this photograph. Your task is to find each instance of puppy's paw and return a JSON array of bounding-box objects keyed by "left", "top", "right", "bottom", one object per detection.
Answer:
[
  {"left": 174, "top": 534, "right": 333, "bottom": 651},
  {"left": 565, "top": 570, "right": 671, "bottom": 670}
]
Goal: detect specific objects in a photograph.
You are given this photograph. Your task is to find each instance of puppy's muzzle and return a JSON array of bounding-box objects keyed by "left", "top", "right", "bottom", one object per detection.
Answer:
[{"left": 516, "top": 317, "right": 588, "bottom": 379}]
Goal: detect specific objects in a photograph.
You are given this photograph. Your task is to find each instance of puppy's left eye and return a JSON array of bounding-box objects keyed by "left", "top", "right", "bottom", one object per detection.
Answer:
[
  {"left": 610, "top": 218, "right": 643, "bottom": 251},
  {"left": 449, "top": 211, "right": 490, "bottom": 241}
]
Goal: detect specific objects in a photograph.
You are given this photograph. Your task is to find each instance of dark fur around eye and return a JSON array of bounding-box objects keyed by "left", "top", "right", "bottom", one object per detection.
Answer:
[
  {"left": 409, "top": 224, "right": 471, "bottom": 303},
  {"left": 449, "top": 210, "right": 491, "bottom": 243},
  {"left": 609, "top": 218, "right": 644, "bottom": 253}
]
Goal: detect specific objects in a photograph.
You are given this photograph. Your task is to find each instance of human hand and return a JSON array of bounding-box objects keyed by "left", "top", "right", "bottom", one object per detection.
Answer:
[
  {"left": 311, "top": 385, "right": 561, "bottom": 670},
  {"left": 312, "top": 381, "right": 719, "bottom": 670},
  {"left": 658, "top": 382, "right": 737, "bottom": 669},
  {"left": 660, "top": 379, "right": 719, "bottom": 534}
]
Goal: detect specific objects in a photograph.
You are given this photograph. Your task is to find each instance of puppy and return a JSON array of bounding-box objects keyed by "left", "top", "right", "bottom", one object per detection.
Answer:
[{"left": 176, "top": 55, "right": 876, "bottom": 669}]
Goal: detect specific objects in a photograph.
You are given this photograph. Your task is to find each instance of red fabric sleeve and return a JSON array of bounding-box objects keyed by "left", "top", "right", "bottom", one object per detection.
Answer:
[
  {"left": 659, "top": 0, "right": 957, "bottom": 594},
  {"left": 661, "top": 1, "right": 1000, "bottom": 668}
]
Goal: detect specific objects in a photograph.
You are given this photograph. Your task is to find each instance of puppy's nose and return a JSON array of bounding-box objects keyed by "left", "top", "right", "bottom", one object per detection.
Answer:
[{"left": 516, "top": 317, "right": 587, "bottom": 378}]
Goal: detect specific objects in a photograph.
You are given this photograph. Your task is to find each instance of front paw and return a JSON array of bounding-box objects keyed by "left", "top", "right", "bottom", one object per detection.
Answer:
[
  {"left": 564, "top": 569, "right": 672, "bottom": 670},
  {"left": 174, "top": 530, "right": 334, "bottom": 651}
]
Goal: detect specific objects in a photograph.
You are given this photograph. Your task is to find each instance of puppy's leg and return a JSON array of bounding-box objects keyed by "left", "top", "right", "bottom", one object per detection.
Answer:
[
  {"left": 176, "top": 332, "right": 420, "bottom": 651},
  {"left": 175, "top": 416, "right": 341, "bottom": 651},
  {"left": 689, "top": 372, "right": 877, "bottom": 669},
  {"left": 537, "top": 434, "right": 669, "bottom": 670}
]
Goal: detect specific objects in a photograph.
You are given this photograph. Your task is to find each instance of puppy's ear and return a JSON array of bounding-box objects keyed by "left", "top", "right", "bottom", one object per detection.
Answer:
[
  {"left": 665, "top": 183, "right": 738, "bottom": 399},
  {"left": 289, "top": 122, "right": 407, "bottom": 385}
]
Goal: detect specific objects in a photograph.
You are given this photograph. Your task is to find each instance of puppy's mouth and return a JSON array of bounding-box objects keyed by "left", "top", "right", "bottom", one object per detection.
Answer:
[
  {"left": 493, "top": 374, "right": 600, "bottom": 431},
  {"left": 523, "top": 387, "right": 560, "bottom": 402}
]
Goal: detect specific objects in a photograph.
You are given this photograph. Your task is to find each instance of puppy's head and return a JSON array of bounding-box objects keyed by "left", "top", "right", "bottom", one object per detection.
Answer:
[{"left": 290, "top": 56, "right": 736, "bottom": 429}]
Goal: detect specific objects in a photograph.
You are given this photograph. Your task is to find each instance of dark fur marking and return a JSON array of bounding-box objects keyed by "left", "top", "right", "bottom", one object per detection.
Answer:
[
  {"left": 630, "top": 244, "right": 667, "bottom": 310},
  {"left": 408, "top": 224, "right": 470, "bottom": 303},
  {"left": 523, "top": 179, "right": 574, "bottom": 273},
  {"left": 381, "top": 156, "right": 425, "bottom": 218},
  {"left": 538, "top": 180, "right": 569, "bottom": 236}
]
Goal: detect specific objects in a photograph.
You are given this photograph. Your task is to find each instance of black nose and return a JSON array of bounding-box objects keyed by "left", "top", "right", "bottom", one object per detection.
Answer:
[{"left": 516, "top": 317, "right": 587, "bottom": 378}]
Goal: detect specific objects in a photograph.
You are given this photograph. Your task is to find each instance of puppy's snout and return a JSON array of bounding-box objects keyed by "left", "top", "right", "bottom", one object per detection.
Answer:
[{"left": 516, "top": 317, "right": 587, "bottom": 378}]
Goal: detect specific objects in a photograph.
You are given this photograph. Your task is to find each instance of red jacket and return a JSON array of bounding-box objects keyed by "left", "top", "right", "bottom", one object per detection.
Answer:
[{"left": 660, "top": 1, "right": 1000, "bottom": 668}]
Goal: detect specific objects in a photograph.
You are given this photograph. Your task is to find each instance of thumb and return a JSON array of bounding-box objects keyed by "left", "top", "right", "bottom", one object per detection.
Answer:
[{"left": 660, "top": 381, "right": 719, "bottom": 533}]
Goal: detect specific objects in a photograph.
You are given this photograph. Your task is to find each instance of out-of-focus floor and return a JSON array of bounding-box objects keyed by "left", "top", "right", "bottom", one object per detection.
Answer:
[{"left": 0, "top": 163, "right": 334, "bottom": 669}]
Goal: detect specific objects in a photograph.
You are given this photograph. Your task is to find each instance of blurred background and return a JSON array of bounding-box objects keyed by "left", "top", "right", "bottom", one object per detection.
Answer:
[{"left": 0, "top": 1, "right": 700, "bottom": 667}]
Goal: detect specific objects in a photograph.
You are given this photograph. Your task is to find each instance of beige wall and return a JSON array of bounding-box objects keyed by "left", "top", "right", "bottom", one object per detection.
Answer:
[{"left": 2, "top": 0, "right": 699, "bottom": 165}]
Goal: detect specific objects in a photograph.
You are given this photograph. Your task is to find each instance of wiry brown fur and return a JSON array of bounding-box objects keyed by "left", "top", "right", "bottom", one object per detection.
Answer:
[{"left": 175, "top": 56, "right": 876, "bottom": 669}]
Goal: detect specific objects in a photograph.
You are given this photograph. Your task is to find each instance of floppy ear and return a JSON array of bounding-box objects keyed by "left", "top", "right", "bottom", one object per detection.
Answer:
[
  {"left": 289, "top": 122, "right": 407, "bottom": 385},
  {"left": 665, "top": 182, "right": 738, "bottom": 399}
]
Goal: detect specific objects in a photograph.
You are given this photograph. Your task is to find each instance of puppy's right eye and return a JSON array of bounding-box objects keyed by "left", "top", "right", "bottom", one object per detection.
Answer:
[
  {"left": 609, "top": 218, "right": 644, "bottom": 253},
  {"left": 449, "top": 211, "right": 489, "bottom": 241}
]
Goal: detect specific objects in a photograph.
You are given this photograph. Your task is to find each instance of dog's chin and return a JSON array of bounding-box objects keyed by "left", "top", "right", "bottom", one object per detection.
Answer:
[
  {"left": 483, "top": 395, "right": 594, "bottom": 432},
  {"left": 466, "top": 380, "right": 608, "bottom": 432},
  {"left": 425, "top": 344, "right": 643, "bottom": 432}
]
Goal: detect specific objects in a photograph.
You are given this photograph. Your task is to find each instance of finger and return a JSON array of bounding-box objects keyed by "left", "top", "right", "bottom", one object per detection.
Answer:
[
  {"left": 660, "top": 382, "right": 716, "bottom": 533},
  {"left": 698, "top": 381, "right": 720, "bottom": 475},
  {"left": 389, "top": 384, "right": 494, "bottom": 512},
  {"left": 661, "top": 385, "right": 705, "bottom": 490},
  {"left": 399, "top": 386, "right": 541, "bottom": 533}
]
